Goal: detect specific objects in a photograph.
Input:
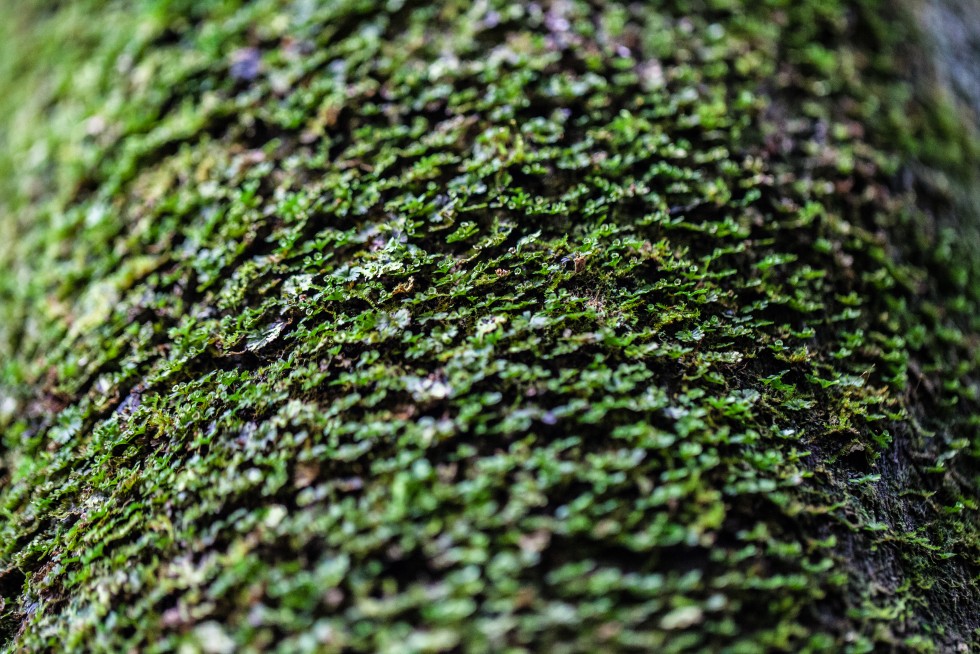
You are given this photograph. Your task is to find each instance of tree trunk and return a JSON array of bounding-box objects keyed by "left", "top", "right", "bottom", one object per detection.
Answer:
[{"left": 0, "top": 1, "right": 977, "bottom": 652}]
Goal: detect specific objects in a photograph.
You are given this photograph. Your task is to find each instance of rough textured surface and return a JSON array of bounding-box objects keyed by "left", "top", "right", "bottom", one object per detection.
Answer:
[{"left": 0, "top": 1, "right": 978, "bottom": 652}]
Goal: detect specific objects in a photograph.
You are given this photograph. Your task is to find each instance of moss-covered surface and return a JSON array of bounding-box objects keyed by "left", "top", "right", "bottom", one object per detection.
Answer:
[{"left": 0, "top": 1, "right": 978, "bottom": 652}]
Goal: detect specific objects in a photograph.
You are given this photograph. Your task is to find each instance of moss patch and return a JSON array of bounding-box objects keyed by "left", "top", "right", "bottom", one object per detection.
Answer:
[{"left": 0, "top": 0, "right": 978, "bottom": 652}]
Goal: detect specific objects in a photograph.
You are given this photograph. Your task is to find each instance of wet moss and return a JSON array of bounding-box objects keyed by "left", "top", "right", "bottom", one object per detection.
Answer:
[{"left": 0, "top": 0, "right": 978, "bottom": 652}]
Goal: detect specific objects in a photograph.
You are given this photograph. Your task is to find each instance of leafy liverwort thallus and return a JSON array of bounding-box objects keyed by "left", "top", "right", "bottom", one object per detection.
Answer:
[{"left": 0, "top": 1, "right": 978, "bottom": 652}]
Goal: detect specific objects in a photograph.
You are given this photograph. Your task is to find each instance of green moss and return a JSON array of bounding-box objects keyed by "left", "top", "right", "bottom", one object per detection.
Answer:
[{"left": 0, "top": 0, "right": 978, "bottom": 652}]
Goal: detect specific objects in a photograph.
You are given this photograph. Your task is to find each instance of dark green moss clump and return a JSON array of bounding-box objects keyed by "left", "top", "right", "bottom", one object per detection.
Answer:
[{"left": 0, "top": 1, "right": 978, "bottom": 652}]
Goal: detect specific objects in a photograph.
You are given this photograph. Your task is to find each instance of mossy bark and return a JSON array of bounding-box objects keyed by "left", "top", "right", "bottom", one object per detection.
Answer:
[{"left": 0, "top": 1, "right": 978, "bottom": 652}]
